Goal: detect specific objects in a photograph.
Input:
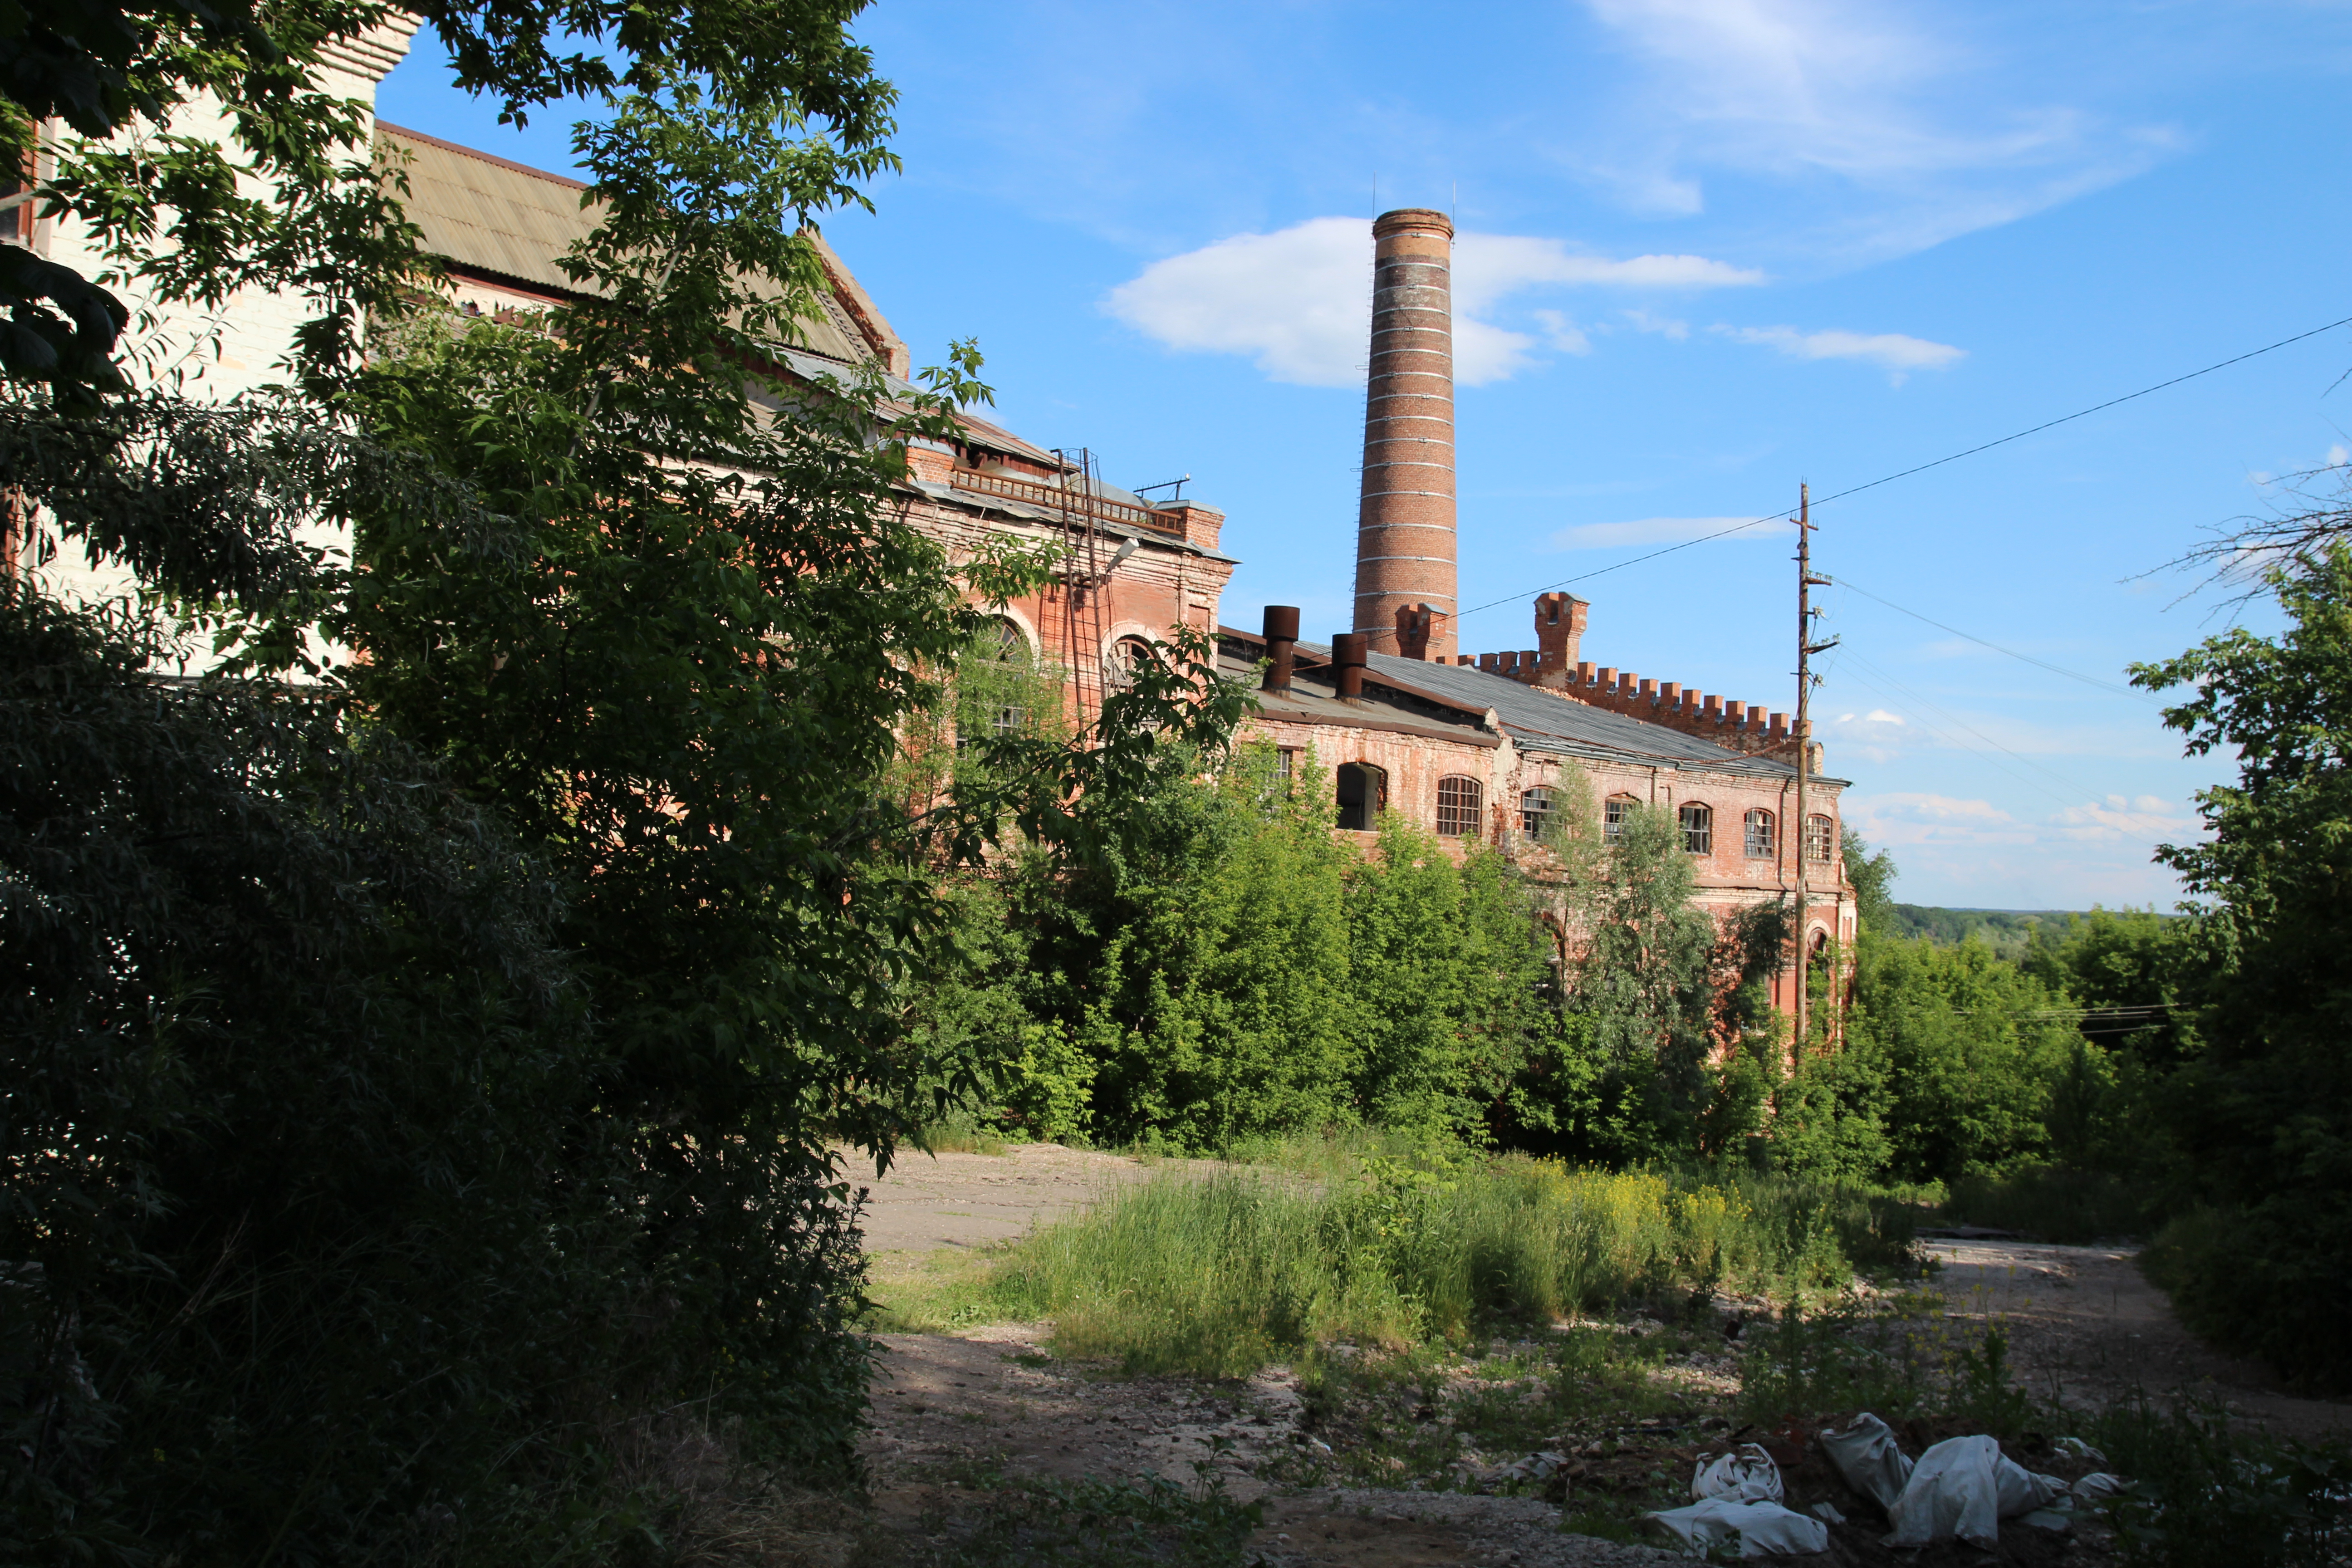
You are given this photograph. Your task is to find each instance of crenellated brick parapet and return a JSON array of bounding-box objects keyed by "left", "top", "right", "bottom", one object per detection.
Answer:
[{"left": 1458, "top": 595, "right": 1808, "bottom": 761}]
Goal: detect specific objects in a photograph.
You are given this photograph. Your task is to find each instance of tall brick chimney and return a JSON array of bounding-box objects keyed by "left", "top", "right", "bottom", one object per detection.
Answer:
[{"left": 1353, "top": 208, "right": 1455, "bottom": 662}]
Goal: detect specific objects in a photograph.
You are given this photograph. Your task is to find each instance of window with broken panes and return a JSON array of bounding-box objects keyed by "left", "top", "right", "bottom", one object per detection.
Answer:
[
  {"left": 1437, "top": 776, "right": 1483, "bottom": 838},
  {"left": 1744, "top": 808, "right": 1776, "bottom": 858},
  {"left": 1519, "top": 786, "right": 1554, "bottom": 839},
  {"left": 1678, "top": 802, "right": 1712, "bottom": 855},
  {"left": 1604, "top": 795, "right": 1634, "bottom": 842},
  {"left": 1804, "top": 813, "right": 1835, "bottom": 863}
]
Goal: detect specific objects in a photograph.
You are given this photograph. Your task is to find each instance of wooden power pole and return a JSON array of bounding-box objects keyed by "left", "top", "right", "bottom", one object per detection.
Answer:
[{"left": 1792, "top": 483, "right": 1836, "bottom": 1054}]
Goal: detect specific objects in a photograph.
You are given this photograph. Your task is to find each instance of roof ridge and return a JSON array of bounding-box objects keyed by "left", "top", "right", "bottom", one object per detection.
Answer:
[{"left": 376, "top": 120, "right": 593, "bottom": 192}]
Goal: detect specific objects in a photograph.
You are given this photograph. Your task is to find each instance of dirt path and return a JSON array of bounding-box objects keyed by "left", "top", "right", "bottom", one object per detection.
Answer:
[
  {"left": 1916, "top": 1238, "right": 2352, "bottom": 1439},
  {"left": 852, "top": 1147, "right": 1678, "bottom": 1563},
  {"left": 853, "top": 1142, "right": 1154, "bottom": 1260},
  {"left": 860, "top": 1323, "right": 1678, "bottom": 1568},
  {"left": 845, "top": 1153, "right": 2348, "bottom": 1562}
]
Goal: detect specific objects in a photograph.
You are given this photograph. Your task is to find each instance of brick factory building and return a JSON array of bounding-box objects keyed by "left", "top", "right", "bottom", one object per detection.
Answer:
[{"left": 28, "top": 54, "right": 1854, "bottom": 1016}]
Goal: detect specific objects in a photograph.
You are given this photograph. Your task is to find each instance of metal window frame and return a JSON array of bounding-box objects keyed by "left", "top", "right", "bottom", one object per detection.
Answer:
[
  {"left": 1436, "top": 775, "right": 1482, "bottom": 838},
  {"left": 1678, "top": 802, "right": 1712, "bottom": 855}
]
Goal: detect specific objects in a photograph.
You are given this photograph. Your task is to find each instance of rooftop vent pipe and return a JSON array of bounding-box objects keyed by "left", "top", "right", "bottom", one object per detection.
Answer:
[
  {"left": 1332, "top": 632, "right": 1368, "bottom": 700},
  {"left": 1261, "top": 605, "right": 1300, "bottom": 694}
]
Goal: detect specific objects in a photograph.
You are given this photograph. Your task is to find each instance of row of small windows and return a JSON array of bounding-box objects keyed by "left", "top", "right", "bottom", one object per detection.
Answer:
[
  {"left": 1333, "top": 764, "right": 1488, "bottom": 837},
  {"left": 1669, "top": 802, "right": 1834, "bottom": 861},
  {"left": 1319, "top": 760, "right": 1833, "bottom": 857}
]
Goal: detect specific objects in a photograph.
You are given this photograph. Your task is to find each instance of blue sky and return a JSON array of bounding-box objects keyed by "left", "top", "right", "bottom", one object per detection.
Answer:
[{"left": 377, "top": 0, "right": 2352, "bottom": 911}]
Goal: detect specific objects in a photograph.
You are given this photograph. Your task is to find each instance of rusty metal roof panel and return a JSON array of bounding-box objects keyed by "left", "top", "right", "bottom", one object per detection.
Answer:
[
  {"left": 377, "top": 122, "right": 599, "bottom": 294},
  {"left": 1222, "top": 628, "right": 1801, "bottom": 778},
  {"left": 375, "top": 123, "right": 876, "bottom": 365}
]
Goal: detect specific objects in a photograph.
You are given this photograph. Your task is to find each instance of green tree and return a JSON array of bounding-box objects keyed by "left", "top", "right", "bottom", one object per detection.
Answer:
[
  {"left": 1004, "top": 742, "right": 1359, "bottom": 1150},
  {"left": 2130, "top": 545, "right": 2352, "bottom": 1388},
  {"left": 1844, "top": 934, "right": 2080, "bottom": 1181},
  {"left": 1843, "top": 823, "right": 1898, "bottom": 934},
  {"left": 3, "top": 0, "right": 1252, "bottom": 1553},
  {"left": 1346, "top": 815, "right": 1555, "bottom": 1141}
]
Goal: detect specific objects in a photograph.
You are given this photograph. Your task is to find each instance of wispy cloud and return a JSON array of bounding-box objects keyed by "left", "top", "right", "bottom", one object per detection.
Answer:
[
  {"left": 1567, "top": 0, "right": 2175, "bottom": 261},
  {"left": 1102, "top": 218, "right": 1761, "bottom": 387},
  {"left": 1547, "top": 514, "right": 1791, "bottom": 550},
  {"left": 1715, "top": 323, "right": 1965, "bottom": 381},
  {"left": 1824, "top": 707, "right": 1911, "bottom": 764}
]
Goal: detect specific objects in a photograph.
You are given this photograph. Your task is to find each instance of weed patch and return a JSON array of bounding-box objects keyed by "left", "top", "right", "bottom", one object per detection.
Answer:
[{"left": 910, "top": 1151, "right": 1919, "bottom": 1377}]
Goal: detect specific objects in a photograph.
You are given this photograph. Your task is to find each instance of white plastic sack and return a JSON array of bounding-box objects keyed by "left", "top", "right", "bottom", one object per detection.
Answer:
[
  {"left": 2073, "top": 1472, "right": 2125, "bottom": 1503},
  {"left": 1884, "top": 1435, "right": 2068, "bottom": 1549},
  {"left": 1819, "top": 1412, "right": 1912, "bottom": 1511},
  {"left": 1692, "top": 1443, "right": 1785, "bottom": 1504},
  {"left": 1642, "top": 1499, "right": 1830, "bottom": 1558}
]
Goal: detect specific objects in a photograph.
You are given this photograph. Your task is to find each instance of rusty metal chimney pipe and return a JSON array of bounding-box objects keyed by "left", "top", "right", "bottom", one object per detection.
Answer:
[
  {"left": 1261, "top": 604, "right": 1300, "bottom": 693},
  {"left": 1332, "top": 632, "right": 1368, "bottom": 700}
]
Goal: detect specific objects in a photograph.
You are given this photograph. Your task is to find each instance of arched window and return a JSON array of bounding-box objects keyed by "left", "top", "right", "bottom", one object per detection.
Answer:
[
  {"left": 1603, "top": 794, "right": 1636, "bottom": 842},
  {"left": 1804, "top": 813, "right": 1836, "bottom": 863},
  {"left": 958, "top": 617, "right": 1034, "bottom": 749},
  {"left": 1519, "top": 786, "right": 1555, "bottom": 839},
  {"left": 1103, "top": 634, "right": 1157, "bottom": 692},
  {"left": 1336, "top": 761, "right": 1387, "bottom": 831},
  {"left": 1678, "top": 802, "right": 1712, "bottom": 855},
  {"left": 1744, "top": 808, "right": 1776, "bottom": 858},
  {"left": 1437, "top": 776, "right": 1483, "bottom": 838}
]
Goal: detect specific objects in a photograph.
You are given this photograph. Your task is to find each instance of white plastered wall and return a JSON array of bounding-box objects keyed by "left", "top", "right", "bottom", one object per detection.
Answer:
[{"left": 24, "top": 19, "right": 420, "bottom": 614}]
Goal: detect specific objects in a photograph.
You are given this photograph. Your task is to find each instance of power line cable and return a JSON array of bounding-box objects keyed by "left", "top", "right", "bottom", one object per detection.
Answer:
[
  {"left": 1455, "top": 310, "right": 2352, "bottom": 625},
  {"left": 1827, "top": 648, "right": 2177, "bottom": 848},
  {"left": 1830, "top": 576, "right": 2156, "bottom": 702}
]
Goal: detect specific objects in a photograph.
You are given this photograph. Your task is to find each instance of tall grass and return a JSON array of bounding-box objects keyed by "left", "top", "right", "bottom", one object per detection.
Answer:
[{"left": 910, "top": 1152, "right": 1915, "bottom": 1376}]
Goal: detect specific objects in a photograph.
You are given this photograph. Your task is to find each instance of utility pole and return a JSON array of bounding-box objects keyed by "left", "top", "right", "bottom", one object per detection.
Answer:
[{"left": 1792, "top": 483, "right": 1836, "bottom": 1055}]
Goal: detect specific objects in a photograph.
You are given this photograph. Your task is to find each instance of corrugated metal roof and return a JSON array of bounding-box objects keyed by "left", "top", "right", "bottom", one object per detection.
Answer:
[
  {"left": 1367, "top": 651, "right": 1805, "bottom": 777},
  {"left": 377, "top": 122, "right": 599, "bottom": 296},
  {"left": 1224, "top": 627, "right": 1814, "bottom": 779},
  {"left": 374, "top": 122, "right": 875, "bottom": 365}
]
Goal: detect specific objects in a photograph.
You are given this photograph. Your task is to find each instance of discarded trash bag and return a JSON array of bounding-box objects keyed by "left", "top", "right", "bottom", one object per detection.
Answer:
[
  {"left": 1692, "top": 1443, "right": 1785, "bottom": 1504},
  {"left": 1884, "top": 1435, "right": 2067, "bottom": 1549},
  {"left": 1642, "top": 1499, "right": 1830, "bottom": 1558},
  {"left": 1501, "top": 1451, "right": 1568, "bottom": 1482},
  {"left": 1819, "top": 1412, "right": 1911, "bottom": 1512},
  {"left": 2073, "top": 1472, "right": 2125, "bottom": 1503},
  {"left": 2054, "top": 1436, "right": 2108, "bottom": 1464}
]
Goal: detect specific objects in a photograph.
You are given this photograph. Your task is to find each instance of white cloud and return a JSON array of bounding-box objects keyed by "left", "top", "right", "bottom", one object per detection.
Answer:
[
  {"left": 1620, "top": 309, "right": 1689, "bottom": 340},
  {"left": 1102, "top": 218, "right": 1761, "bottom": 387},
  {"left": 1845, "top": 790, "right": 2196, "bottom": 856},
  {"left": 1845, "top": 792, "right": 2026, "bottom": 848},
  {"left": 1569, "top": 0, "right": 2173, "bottom": 261},
  {"left": 1531, "top": 309, "right": 1592, "bottom": 355},
  {"left": 1716, "top": 323, "right": 1965, "bottom": 381},
  {"left": 1823, "top": 708, "right": 1912, "bottom": 764},
  {"left": 1547, "top": 514, "right": 1792, "bottom": 550},
  {"left": 2052, "top": 793, "right": 2197, "bottom": 843}
]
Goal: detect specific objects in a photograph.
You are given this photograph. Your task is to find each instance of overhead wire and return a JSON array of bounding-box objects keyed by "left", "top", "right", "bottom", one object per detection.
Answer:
[
  {"left": 1452, "top": 310, "right": 2352, "bottom": 627},
  {"left": 1828, "top": 576, "right": 2159, "bottom": 703},
  {"left": 1821, "top": 642, "right": 2177, "bottom": 850}
]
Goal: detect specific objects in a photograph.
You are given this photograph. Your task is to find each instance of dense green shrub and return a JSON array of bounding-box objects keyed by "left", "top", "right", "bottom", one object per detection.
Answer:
[
  {"left": 0, "top": 588, "right": 864, "bottom": 1562},
  {"left": 1841, "top": 933, "right": 2082, "bottom": 1181},
  {"left": 2128, "top": 545, "right": 2352, "bottom": 1389}
]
